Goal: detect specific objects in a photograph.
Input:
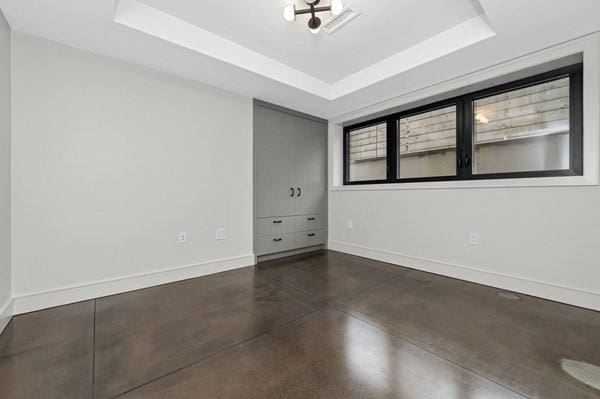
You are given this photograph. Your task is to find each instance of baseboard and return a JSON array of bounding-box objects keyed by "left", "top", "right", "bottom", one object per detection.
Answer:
[
  {"left": 328, "top": 240, "right": 600, "bottom": 312},
  {"left": 12, "top": 254, "right": 256, "bottom": 315},
  {"left": 0, "top": 298, "right": 13, "bottom": 335},
  {"left": 257, "top": 245, "right": 325, "bottom": 262}
]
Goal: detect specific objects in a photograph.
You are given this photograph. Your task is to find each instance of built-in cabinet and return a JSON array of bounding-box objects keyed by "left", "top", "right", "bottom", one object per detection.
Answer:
[{"left": 254, "top": 102, "right": 327, "bottom": 257}]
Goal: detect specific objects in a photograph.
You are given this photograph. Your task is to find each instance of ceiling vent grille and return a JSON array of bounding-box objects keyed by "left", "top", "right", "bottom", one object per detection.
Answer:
[{"left": 322, "top": 7, "right": 360, "bottom": 35}]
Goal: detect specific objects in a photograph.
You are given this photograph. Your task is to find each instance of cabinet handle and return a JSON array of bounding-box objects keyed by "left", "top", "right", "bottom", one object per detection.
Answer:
[
  {"left": 273, "top": 220, "right": 282, "bottom": 224},
  {"left": 465, "top": 154, "right": 471, "bottom": 168},
  {"left": 273, "top": 238, "right": 283, "bottom": 242},
  {"left": 307, "top": 217, "right": 316, "bottom": 221},
  {"left": 290, "top": 187, "right": 294, "bottom": 197},
  {"left": 307, "top": 233, "right": 316, "bottom": 237},
  {"left": 457, "top": 155, "right": 463, "bottom": 168},
  {"left": 296, "top": 187, "right": 301, "bottom": 197}
]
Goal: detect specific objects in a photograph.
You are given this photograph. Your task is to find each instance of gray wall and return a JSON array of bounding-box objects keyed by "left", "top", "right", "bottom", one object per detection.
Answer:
[
  {"left": 474, "top": 134, "right": 569, "bottom": 174},
  {"left": 349, "top": 158, "right": 386, "bottom": 181},
  {"left": 0, "top": 10, "right": 11, "bottom": 332},
  {"left": 11, "top": 33, "right": 253, "bottom": 310}
]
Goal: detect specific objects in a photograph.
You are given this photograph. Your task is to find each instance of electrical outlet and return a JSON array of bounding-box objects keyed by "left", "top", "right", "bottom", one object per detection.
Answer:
[
  {"left": 179, "top": 232, "right": 187, "bottom": 243},
  {"left": 216, "top": 228, "right": 227, "bottom": 240},
  {"left": 469, "top": 232, "right": 480, "bottom": 246},
  {"left": 347, "top": 220, "right": 354, "bottom": 229}
]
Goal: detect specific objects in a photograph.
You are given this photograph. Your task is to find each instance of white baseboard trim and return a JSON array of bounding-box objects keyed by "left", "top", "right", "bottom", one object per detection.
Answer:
[
  {"left": 328, "top": 241, "right": 600, "bottom": 312},
  {"left": 12, "top": 254, "right": 256, "bottom": 315},
  {"left": 257, "top": 245, "right": 325, "bottom": 262},
  {"left": 0, "top": 298, "right": 13, "bottom": 335}
]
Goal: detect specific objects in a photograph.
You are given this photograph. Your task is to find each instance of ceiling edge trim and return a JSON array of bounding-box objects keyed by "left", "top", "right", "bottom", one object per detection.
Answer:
[
  {"left": 114, "top": 0, "right": 331, "bottom": 98},
  {"left": 330, "top": 15, "right": 496, "bottom": 99},
  {"left": 114, "top": 0, "right": 495, "bottom": 101}
]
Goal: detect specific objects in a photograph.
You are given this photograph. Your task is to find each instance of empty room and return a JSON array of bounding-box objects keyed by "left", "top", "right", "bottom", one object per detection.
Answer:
[{"left": 1, "top": 0, "right": 600, "bottom": 398}]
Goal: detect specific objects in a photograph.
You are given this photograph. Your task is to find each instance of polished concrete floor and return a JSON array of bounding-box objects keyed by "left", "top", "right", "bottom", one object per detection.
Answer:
[{"left": 1, "top": 250, "right": 600, "bottom": 398}]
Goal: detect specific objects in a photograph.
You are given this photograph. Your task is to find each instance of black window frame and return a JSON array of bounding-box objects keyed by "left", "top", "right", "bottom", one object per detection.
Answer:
[{"left": 343, "top": 63, "right": 584, "bottom": 185}]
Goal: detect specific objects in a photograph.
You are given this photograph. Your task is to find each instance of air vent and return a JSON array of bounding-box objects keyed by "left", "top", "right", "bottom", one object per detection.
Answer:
[{"left": 322, "top": 7, "right": 360, "bottom": 35}]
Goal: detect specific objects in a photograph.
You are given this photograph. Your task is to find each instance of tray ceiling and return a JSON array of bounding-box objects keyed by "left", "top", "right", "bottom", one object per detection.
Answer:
[{"left": 1, "top": 0, "right": 600, "bottom": 118}]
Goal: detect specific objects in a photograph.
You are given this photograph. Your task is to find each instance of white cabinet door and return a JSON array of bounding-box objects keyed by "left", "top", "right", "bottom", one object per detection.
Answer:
[
  {"left": 255, "top": 106, "right": 297, "bottom": 218},
  {"left": 292, "top": 116, "right": 327, "bottom": 216}
]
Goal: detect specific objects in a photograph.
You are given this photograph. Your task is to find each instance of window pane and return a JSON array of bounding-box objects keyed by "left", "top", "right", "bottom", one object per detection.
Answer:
[
  {"left": 398, "top": 105, "right": 457, "bottom": 179},
  {"left": 473, "top": 77, "right": 570, "bottom": 174},
  {"left": 348, "top": 123, "right": 387, "bottom": 181}
]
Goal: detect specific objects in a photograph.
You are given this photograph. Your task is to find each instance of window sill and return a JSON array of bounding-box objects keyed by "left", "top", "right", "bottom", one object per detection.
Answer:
[{"left": 330, "top": 174, "right": 598, "bottom": 191}]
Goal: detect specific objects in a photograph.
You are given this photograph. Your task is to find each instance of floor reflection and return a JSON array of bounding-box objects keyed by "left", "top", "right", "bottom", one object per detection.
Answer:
[
  {"left": 343, "top": 313, "right": 520, "bottom": 399},
  {"left": 344, "top": 315, "right": 391, "bottom": 393}
]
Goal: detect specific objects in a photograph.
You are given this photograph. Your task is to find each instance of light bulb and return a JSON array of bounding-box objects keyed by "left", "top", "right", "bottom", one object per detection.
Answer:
[
  {"left": 309, "top": 25, "right": 321, "bottom": 34},
  {"left": 283, "top": 5, "right": 296, "bottom": 22},
  {"left": 331, "top": 0, "right": 344, "bottom": 15}
]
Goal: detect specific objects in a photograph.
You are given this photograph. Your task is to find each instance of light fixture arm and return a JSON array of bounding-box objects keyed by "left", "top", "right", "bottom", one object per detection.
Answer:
[{"left": 294, "top": 5, "right": 332, "bottom": 17}]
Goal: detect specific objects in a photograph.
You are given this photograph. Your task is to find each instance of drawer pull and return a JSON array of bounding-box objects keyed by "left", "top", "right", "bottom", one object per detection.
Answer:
[
  {"left": 307, "top": 233, "right": 316, "bottom": 237},
  {"left": 307, "top": 217, "right": 316, "bottom": 221},
  {"left": 273, "top": 220, "right": 283, "bottom": 224},
  {"left": 273, "top": 238, "right": 283, "bottom": 242}
]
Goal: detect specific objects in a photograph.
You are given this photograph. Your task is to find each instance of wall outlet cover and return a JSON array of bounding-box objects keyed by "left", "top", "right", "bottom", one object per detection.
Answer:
[
  {"left": 216, "top": 228, "right": 227, "bottom": 240},
  {"left": 179, "top": 232, "right": 187, "bottom": 243},
  {"left": 469, "top": 232, "right": 480, "bottom": 246}
]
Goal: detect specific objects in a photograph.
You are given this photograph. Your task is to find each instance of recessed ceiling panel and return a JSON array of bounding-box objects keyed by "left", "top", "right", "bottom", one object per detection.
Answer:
[
  {"left": 114, "top": 0, "right": 494, "bottom": 99},
  {"left": 142, "top": 0, "right": 487, "bottom": 83},
  {"left": 2, "top": 0, "right": 600, "bottom": 118}
]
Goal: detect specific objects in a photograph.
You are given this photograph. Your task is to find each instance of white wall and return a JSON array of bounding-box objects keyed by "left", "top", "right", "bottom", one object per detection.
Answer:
[
  {"left": 328, "top": 34, "right": 600, "bottom": 311},
  {"left": 11, "top": 33, "right": 254, "bottom": 313},
  {"left": 0, "top": 10, "right": 11, "bottom": 333}
]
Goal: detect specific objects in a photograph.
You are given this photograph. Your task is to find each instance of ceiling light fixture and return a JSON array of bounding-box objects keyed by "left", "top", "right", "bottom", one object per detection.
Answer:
[{"left": 283, "top": 0, "right": 344, "bottom": 34}]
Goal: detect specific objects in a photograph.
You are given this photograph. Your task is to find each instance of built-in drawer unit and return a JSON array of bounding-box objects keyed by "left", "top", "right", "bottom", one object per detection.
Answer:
[
  {"left": 254, "top": 102, "right": 327, "bottom": 258},
  {"left": 294, "top": 230, "right": 326, "bottom": 249},
  {"left": 256, "top": 216, "right": 295, "bottom": 237},
  {"left": 293, "top": 214, "right": 326, "bottom": 232},
  {"left": 256, "top": 233, "right": 296, "bottom": 256}
]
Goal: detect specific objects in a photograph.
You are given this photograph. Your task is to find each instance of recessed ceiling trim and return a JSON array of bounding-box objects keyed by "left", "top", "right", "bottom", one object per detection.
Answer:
[
  {"left": 114, "top": 0, "right": 331, "bottom": 98},
  {"left": 330, "top": 15, "right": 496, "bottom": 98},
  {"left": 114, "top": 0, "right": 495, "bottom": 101}
]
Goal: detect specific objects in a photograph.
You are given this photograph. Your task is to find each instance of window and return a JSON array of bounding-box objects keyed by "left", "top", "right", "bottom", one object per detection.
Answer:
[
  {"left": 343, "top": 63, "right": 583, "bottom": 185},
  {"left": 473, "top": 77, "right": 571, "bottom": 175},
  {"left": 347, "top": 122, "right": 387, "bottom": 182},
  {"left": 398, "top": 105, "right": 457, "bottom": 179}
]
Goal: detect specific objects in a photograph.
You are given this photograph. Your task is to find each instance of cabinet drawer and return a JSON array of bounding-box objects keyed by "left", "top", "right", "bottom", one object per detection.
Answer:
[
  {"left": 256, "top": 217, "right": 295, "bottom": 237},
  {"left": 256, "top": 233, "right": 296, "bottom": 256},
  {"left": 294, "top": 230, "right": 326, "bottom": 249},
  {"left": 293, "top": 214, "right": 326, "bottom": 232}
]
